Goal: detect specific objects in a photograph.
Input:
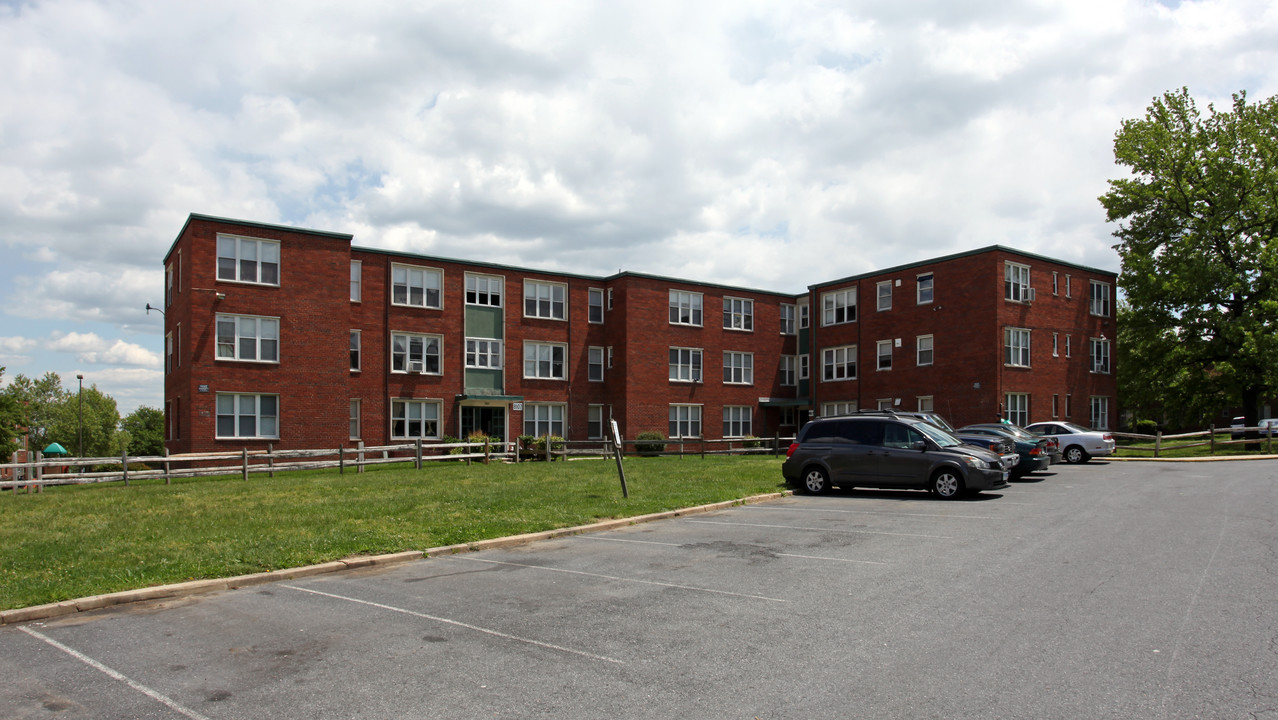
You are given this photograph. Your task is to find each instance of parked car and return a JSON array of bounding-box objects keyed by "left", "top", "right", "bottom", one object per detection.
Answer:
[
  {"left": 853, "top": 409, "right": 956, "bottom": 433},
  {"left": 954, "top": 432, "right": 1021, "bottom": 474},
  {"left": 1023, "top": 422, "right": 1116, "bottom": 463},
  {"left": 1231, "top": 416, "right": 1246, "bottom": 440},
  {"left": 957, "top": 424, "right": 1052, "bottom": 478},
  {"left": 782, "top": 415, "right": 1009, "bottom": 499},
  {"left": 964, "top": 422, "right": 1062, "bottom": 465}
]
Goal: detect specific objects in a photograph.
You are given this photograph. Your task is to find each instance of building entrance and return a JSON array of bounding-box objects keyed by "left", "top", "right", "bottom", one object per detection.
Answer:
[{"left": 461, "top": 406, "right": 506, "bottom": 442}]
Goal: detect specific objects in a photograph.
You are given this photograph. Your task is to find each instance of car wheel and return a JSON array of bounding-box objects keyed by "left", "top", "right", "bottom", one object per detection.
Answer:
[
  {"left": 1063, "top": 445, "right": 1089, "bottom": 464},
  {"left": 801, "top": 466, "right": 832, "bottom": 495},
  {"left": 931, "top": 469, "right": 963, "bottom": 499}
]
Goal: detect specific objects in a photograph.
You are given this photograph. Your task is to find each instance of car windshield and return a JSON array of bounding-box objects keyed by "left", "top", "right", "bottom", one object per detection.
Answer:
[{"left": 915, "top": 422, "right": 963, "bottom": 448}]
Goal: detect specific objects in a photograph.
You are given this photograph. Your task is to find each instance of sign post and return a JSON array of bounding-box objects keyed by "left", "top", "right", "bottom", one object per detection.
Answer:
[{"left": 610, "top": 419, "right": 628, "bottom": 498}]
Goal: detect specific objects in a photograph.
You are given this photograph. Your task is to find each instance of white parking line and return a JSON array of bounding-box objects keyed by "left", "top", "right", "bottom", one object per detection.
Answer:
[
  {"left": 452, "top": 556, "right": 789, "bottom": 602},
  {"left": 746, "top": 505, "right": 1003, "bottom": 520},
  {"left": 572, "top": 535, "right": 887, "bottom": 564},
  {"left": 686, "top": 519, "right": 953, "bottom": 539},
  {"left": 19, "top": 626, "right": 214, "bottom": 720},
  {"left": 281, "top": 584, "right": 623, "bottom": 665}
]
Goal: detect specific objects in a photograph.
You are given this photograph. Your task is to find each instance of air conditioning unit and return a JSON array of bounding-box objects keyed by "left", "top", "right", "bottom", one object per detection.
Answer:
[
  {"left": 1025, "top": 288, "right": 1036, "bottom": 303},
  {"left": 409, "top": 361, "right": 424, "bottom": 373}
]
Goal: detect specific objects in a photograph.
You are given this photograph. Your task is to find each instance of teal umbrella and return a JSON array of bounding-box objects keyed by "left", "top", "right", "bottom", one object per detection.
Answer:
[{"left": 43, "top": 442, "right": 69, "bottom": 456}]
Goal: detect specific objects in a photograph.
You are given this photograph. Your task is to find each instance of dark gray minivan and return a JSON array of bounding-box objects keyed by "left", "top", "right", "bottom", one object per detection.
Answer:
[{"left": 782, "top": 415, "right": 1009, "bottom": 498}]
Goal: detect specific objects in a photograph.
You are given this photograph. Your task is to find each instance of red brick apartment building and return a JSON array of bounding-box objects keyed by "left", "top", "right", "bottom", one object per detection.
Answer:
[{"left": 161, "top": 214, "right": 1117, "bottom": 454}]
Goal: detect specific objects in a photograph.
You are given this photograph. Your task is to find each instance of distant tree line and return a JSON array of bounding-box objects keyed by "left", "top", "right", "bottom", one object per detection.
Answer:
[{"left": 0, "top": 367, "right": 164, "bottom": 459}]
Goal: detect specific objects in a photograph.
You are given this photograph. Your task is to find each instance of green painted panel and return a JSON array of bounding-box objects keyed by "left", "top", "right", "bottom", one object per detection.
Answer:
[
  {"left": 465, "top": 306, "right": 504, "bottom": 339},
  {"left": 465, "top": 369, "right": 503, "bottom": 393}
]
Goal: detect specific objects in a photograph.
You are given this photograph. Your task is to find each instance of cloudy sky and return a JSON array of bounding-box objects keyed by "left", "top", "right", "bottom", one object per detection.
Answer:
[{"left": 1, "top": 0, "right": 1275, "bottom": 415}]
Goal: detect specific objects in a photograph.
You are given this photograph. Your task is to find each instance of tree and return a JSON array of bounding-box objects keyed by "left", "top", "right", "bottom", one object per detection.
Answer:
[
  {"left": 0, "top": 367, "right": 27, "bottom": 458},
  {"left": 120, "top": 406, "right": 165, "bottom": 457},
  {"left": 0, "top": 372, "right": 119, "bottom": 458},
  {"left": 1100, "top": 88, "right": 1278, "bottom": 432}
]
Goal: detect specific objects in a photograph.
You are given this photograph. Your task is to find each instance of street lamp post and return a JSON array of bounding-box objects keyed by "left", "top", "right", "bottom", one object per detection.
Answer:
[{"left": 77, "top": 374, "right": 84, "bottom": 459}]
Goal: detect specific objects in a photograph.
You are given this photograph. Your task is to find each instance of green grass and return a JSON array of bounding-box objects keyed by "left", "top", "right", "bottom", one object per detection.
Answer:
[{"left": 0, "top": 456, "right": 787, "bottom": 611}]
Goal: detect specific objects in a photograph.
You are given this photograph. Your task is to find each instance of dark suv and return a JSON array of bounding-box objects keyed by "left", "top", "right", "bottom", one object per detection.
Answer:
[{"left": 782, "top": 415, "right": 1009, "bottom": 499}]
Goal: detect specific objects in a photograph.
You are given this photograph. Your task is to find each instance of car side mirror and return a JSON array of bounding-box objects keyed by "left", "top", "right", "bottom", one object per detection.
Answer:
[{"left": 912, "top": 440, "right": 927, "bottom": 451}]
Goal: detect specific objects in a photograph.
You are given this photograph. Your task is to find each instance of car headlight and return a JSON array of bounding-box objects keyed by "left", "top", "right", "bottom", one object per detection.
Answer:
[{"left": 961, "top": 456, "right": 983, "bottom": 469}]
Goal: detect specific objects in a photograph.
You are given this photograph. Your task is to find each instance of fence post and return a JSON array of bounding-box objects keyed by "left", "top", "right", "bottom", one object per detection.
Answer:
[
  {"left": 415, "top": 439, "right": 423, "bottom": 470},
  {"left": 339, "top": 445, "right": 345, "bottom": 475},
  {"left": 267, "top": 443, "right": 275, "bottom": 478},
  {"left": 163, "top": 447, "right": 171, "bottom": 485},
  {"left": 34, "top": 450, "right": 43, "bottom": 493},
  {"left": 484, "top": 437, "right": 491, "bottom": 464},
  {"left": 122, "top": 448, "right": 129, "bottom": 486},
  {"left": 1154, "top": 431, "right": 1161, "bottom": 458},
  {"left": 1268, "top": 425, "right": 1274, "bottom": 454},
  {"left": 357, "top": 440, "right": 365, "bottom": 474},
  {"left": 774, "top": 433, "right": 780, "bottom": 457},
  {"left": 242, "top": 448, "right": 249, "bottom": 481}
]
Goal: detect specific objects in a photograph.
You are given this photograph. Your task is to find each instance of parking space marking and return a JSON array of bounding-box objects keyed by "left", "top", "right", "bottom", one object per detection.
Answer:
[
  {"left": 280, "top": 584, "right": 624, "bottom": 665},
  {"left": 573, "top": 535, "right": 887, "bottom": 564},
  {"left": 19, "top": 626, "right": 214, "bottom": 720},
  {"left": 745, "top": 505, "right": 1002, "bottom": 520},
  {"left": 452, "top": 556, "right": 788, "bottom": 602},
  {"left": 685, "top": 519, "right": 953, "bottom": 539}
]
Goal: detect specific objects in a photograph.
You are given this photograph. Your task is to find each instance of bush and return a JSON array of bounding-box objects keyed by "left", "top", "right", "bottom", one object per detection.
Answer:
[
  {"left": 741, "top": 435, "right": 763, "bottom": 449},
  {"left": 1133, "top": 419, "right": 1158, "bottom": 436},
  {"left": 635, "top": 431, "right": 666, "bottom": 455}
]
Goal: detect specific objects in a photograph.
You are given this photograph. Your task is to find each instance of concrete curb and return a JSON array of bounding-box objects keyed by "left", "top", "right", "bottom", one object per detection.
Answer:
[
  {"left": 1107, "top": 454, "right": 1278, "bottom": 462},
  {"left": 0, "top": 492, "right": 790, "bottom": 626}
]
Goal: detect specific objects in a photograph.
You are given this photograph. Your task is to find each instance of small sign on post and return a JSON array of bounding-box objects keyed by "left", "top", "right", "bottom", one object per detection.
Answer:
[{"left": 610, "top": 419, "right": 628, "bottom": 499}]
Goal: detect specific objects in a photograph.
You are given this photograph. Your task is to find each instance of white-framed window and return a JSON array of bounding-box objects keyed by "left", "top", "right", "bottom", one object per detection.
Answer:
[
  {"left": 780, "top": 408, "right": 796, "bottom": 426},
  {"left": 607, "top": 346, "right": 614, "bottom": 369},
  {"left": 588, "top": 288, "right": 605, "bottom": 323},
  {"left": 799, "top": 353, "right": 810, "bottom": 380},
  {"left": 350, "top": 330, "right": 361, "bottom": 371},
  {"left": 587, "top": 405, "right": 605, "bottom": 439},
  {"left": 669, "top": 290, "right": 703, "bottom": 326},
  {"left": 1090, "top": 338, "right": 1111, "bottom": 374},
  {"left": 216, "top": 393, "right": 278, "bottom": 439},
  {"left": 466, "top": 273, "right": 503, "bottom": 307},
  {"left": 349, "top": 399, "right": 361, "bottom": 440},
  {"left": 877, "top": 281, "right": 892, "bottom": 311},
  {"left": 669, "top": 347, "right": 703, "bottom": 383},
  {"left": 1066, "top": 393, "right": 1073, "bottom": 418},
  {"left": 877, "top": 340, "right": 892, "bottom": 371},
  {"left": 350, "top": 261, "right": 362, "bottom": 302},
  {"left": 524, "top": 280, "right": 566, "bottom": 319},
  {"left": 216, "top": 314, "right": 279, "bottom": 363},
  {"left": 822, "top": 288, "right": 857, "bottom": 326},
  {"left": 1004, "top": 393, "right": 1029, "bottom": 427},
  {"left": 524, "top": 403, "right": 565, "bottom": 437},
  {"left": 669, "top": 404, "right": 702, "bottom": 439},
  {"left": 607, "top": 288, "right": 614, "bottom": 310},
  {"left": 917, "top": 335, "right": 933, "bottom": 366},
  {"left": 1005, "top": 262, "right": 1031, "bottom": 302},
  {"left": 1052, "top": 394, "right": 1060, "bottom": 418},
  {"left": 524, "top": 341, "right": 567, "bottom": 380},
  {"left": 917, "top": 273, "right": 934, "bottom": 304},
  {"left": 175, "top": 324, "right": 180, "bottom": 368},
  {"left": 822, "top": 401, "right": 856, "bottom": 416},
  {"left": 798, "top": 299, "right": 809, "bottom": 329},
  {"left": 588, "top": 346, "right": 605, "bottom": 382},
  {"left": 780, "top": 304, "right": 796, "bottom": 335},
  {"left": 1052, "top": 271, "right": 1059, "bottom": 296},
  {"left": 166, "top": 264, "right": 174, "bottom": 308},
  {"left": 723, "top": 296, "right": 754, "bottom": 331},
  {"left": 391, "top": 333, "right": 442, "bottom": 374},
  {"left": 1004, "top": 327, "right": 1031, "bottom": 367},
  {"left": 465, "top": 338, "right": 502, "bottom": 369},
  {"left": 1065, "top": 335, "right": 1072, "bottom": 358},
  {"left": 822, "top": 344, "right": 857, "bottom": 381},
  {"left": 1090, "top": 396, "right": 1110, "bottom": 430},
  {"left": 723, "top": 406, "right": 752, "bottom": 438},
  {"left": 1065, "top": 275, "right": 1073, "bottom": 298},
  {"left": 217, "top": 234, "right": 279, "bottom": 286},
  {"left": 780, "top": 355, "right": 796, "bottom": 386},
  {"left": 392, "top": 264, "right": 443, "bottom": 309},
  {"left": 165, "top": 332, "right": 173, "bottom": 374},
  {"left": 917, "top": 396, "right": 934, "bottom": 412},
  {"left": 1053, "top": 333, "right": 1059, "bottom": 357},
  {"left": 391, "top": 399, "right": 441, "bottom": 439},
  {"left": 723, "top": 351, "right": 754, "bottom": 384},
  {"left": 877, "top": 399, "right": 894, "bottom": 411},
  {"left": 1090, "top": 280, "right": 1112, "bottom": 317}
]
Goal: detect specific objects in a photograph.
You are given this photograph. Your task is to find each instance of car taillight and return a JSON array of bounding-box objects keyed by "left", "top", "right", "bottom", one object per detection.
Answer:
[
  {"left": 786, "top": 442, "right": 800, "bottom": 458},
  {"left": 1102, "top": 434, "right": 1113, "bottom": 442},
  {"left": 1030, "top": 446, "right": 1042, "bottom": 456}
]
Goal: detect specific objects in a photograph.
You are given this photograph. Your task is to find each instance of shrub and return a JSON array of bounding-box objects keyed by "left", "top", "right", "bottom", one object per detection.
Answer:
[
  {"left": 741, "top": 435, "right": 763, "bottom": 449},
  {"left": 1134, "top": 419, "right": 1158, "bottom": 437},
  {"left": 635, "top": 431, "right": 666, "bottom": 455}
]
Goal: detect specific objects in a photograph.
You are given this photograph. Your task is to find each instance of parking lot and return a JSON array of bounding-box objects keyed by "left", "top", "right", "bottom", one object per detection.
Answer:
[{"left": 3, "top": 459, "right": 1277, "bottom": 719}]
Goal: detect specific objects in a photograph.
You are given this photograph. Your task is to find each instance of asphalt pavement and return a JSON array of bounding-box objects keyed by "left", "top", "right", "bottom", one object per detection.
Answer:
[{"left": 2, "top": 459, "right": 1276, "bottom": 719}]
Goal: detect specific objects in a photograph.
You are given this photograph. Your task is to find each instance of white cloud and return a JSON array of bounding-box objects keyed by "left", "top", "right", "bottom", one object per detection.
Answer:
[{"left": 47, "top": 331, "right": 160, "bottom": 368}]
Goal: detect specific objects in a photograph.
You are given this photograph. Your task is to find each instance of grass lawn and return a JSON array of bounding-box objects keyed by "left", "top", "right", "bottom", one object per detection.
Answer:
[{"left": 0, "top": 455, "right": 787, "bottom": 611}]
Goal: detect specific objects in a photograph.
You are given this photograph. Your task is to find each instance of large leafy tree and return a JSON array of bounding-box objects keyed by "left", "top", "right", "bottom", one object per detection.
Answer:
[
  {"left": 0, "top": 368, "right": 27, "bottom": 458},
  {"left": 0, "top": 372, "right": 120, "bottom": 458},
  {"left": 120, "top": 406, "right": 165, "bottom": 457},
  {"left": 1100, "top": 88, "right": 1278, "bottom": 430}
]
